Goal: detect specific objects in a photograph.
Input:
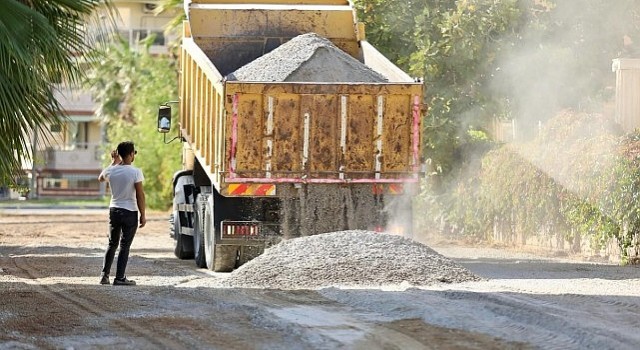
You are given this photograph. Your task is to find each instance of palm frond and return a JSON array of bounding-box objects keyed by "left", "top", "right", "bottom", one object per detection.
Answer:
[{"left": 0, "top": 0, "right": 114, "bottom": 185}]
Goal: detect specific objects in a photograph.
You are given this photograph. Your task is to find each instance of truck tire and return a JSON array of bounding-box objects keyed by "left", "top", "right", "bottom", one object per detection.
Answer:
[
  {"left": 203, "top": 195, "right": 215, "bottom": 270},
  {"left": 204, "top": 193, "right": 237, "bottom": 272},
  {"left": 193, "top": 195, "right": 207, "bottom": 268},
  {"left": 172, "top": 210, "right": 194, "bottom": 259},
  {"left": 172, "top": 174, "right": 196, "bottom": 260}
]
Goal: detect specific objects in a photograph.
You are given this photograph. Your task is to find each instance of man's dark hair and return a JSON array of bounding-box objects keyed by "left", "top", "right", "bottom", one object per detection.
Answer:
[{"left": 117, "top": 141, "right": 135, "bottom": 158}]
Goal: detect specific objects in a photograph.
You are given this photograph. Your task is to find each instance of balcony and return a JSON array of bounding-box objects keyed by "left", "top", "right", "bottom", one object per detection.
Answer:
[
  {"left": 43, "top": 143, "right": 102, "bottom": 171},
  {"left": 53, "top": 87, "right": 95, "bottom": 113}
]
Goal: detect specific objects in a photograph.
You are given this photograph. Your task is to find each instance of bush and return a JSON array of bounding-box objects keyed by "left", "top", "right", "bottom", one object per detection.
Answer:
[{"left": 418, "top": 110, "right": 640, "bottom": 263}]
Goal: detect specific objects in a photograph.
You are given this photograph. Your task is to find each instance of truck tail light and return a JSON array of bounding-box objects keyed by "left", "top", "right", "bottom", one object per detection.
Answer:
[
  {"left": 220, "top": 221, "right": 281, "bottom": 240},
  {"left": 222, "top": 222, "right": 261, "bottom": 237}
]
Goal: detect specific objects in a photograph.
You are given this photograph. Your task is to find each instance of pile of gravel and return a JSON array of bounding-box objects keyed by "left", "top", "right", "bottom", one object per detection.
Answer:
[
  {"left": 220, "top": 230, "right": 482, "bottom": 289},
  {"left": 227, "top": 33, "right": 388, "bottom": 83}
]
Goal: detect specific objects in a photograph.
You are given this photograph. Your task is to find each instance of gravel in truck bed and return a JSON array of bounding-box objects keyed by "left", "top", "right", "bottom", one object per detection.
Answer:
[
  {"left": 226, "top": 33, "right": 388, "bottom": 83},
  {"left": 219, "top": 230, "right": 482, "bottom": 290}
]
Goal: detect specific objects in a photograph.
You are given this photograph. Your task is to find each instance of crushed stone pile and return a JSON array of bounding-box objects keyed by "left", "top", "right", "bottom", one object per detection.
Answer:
[
  {"left": 219, "top": 230, "right": 482, "bottom": 289},
  {"left": 227, "top": 33, "right": 388, "bottom": 83}
]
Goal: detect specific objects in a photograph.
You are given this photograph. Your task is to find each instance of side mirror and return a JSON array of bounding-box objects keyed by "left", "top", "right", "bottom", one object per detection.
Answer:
[{"left": 157, "top": 105, "right": 172, "bottom": 133}]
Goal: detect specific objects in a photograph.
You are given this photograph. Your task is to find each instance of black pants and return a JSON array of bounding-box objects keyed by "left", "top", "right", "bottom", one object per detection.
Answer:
[{"left": 102, "top": 207, "right": 138, "bottom": 280}]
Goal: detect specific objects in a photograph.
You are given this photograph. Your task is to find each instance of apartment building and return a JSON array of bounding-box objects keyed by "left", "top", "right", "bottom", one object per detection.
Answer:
[{"left": 15, "top": 1, "right": 176, "bottom": 199}]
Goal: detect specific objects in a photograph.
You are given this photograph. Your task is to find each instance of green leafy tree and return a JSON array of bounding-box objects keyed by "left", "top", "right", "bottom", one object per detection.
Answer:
[
  {"left": 353, "top": 0, "right": 426, "bottom": 70},
  {"left": 86, "top": 37, "right": 181, "bottom": 210},
  {"left": 417, "top": 0, "right": 519, "bottom": 177},
  {"left": 0, "top": 0, "right": 110, "bottom": 185}
]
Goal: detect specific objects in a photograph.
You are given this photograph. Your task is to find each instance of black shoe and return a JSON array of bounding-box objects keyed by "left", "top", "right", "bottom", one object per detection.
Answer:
[
  {"left": 113, "top": 277, "right": 136, "bottom": 286},
  {"left": 100, "top": 275, "right": 110, "bottom": 285}
]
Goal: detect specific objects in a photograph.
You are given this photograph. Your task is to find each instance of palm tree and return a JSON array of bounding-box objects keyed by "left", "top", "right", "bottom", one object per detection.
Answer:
[
  {"left": 0, "top": 0, "right": 111, "bottom": 187},
  {"left": 85, "top": 36, "right": 140, "bottom": 124}
]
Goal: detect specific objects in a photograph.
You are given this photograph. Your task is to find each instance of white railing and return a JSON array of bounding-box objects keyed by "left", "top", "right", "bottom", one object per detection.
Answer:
[{"left": 44, "top": 143, "right": 102, "bottom": 170}]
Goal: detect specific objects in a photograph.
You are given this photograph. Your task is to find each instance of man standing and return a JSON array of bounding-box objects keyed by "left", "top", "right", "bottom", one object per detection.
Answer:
[{"left": 98, "top": 141, "right": 146, "bottom": 286}]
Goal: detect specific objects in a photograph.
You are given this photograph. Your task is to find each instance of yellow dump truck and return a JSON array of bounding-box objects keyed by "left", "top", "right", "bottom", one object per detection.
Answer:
[{"left": 158, "top": 0, "right": 424, "bottom": 271}]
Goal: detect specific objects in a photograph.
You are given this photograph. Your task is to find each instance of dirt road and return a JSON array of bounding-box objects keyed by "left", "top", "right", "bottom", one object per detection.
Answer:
[{"left": 1, "top": 212, "right": 639, "bottom": 349}]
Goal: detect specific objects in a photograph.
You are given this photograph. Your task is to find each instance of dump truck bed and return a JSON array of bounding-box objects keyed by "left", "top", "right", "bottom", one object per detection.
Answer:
[
  {"left": 224, "top": 82, "right": 422, "bottom": 180},
  {"left": 179, "top": 38, "right": 422, "bottom": 196}
]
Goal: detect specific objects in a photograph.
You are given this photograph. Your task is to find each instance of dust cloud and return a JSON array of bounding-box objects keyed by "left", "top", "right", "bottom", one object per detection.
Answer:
[
  {"left": 488, "top": 1, "right": 637, "bottom": 205},
  {"left": 408, "top": 2, "right": 640, "bottom": 242},
  {"left": 490, "top": 1, "right": 637, "bottom": 140}
]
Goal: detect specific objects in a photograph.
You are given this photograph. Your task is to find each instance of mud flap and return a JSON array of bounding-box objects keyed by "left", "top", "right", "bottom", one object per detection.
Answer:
[{"left": 213, "top": 245, "right": 238, "bottom": 272}]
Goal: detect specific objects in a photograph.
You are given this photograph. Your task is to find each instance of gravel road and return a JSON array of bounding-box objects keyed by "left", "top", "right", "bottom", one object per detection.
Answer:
[{"left": 1, "top": 212, "right": 639, "bottom": 349}]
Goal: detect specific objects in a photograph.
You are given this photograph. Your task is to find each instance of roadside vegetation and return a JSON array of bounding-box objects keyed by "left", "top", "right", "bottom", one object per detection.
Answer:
[{"left": 356, "top": 0, "right": 640, "bottom": 262}]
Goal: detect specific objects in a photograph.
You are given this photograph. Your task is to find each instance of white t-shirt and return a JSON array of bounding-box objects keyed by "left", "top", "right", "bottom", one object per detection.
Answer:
[{"left": 100, "top": 165, "right": 145, "bottom": 212}]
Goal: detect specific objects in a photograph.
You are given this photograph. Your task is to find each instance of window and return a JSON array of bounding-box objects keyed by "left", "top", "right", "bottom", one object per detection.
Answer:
[
  {"left": 134, "top": 29, "right": 165, "bottom": 46},
  {"left": 41, "top": 175, "right": 100, "bottom": 191},
  {"left": 43, "top": 178, "right": 67, "bottom": 189}
]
